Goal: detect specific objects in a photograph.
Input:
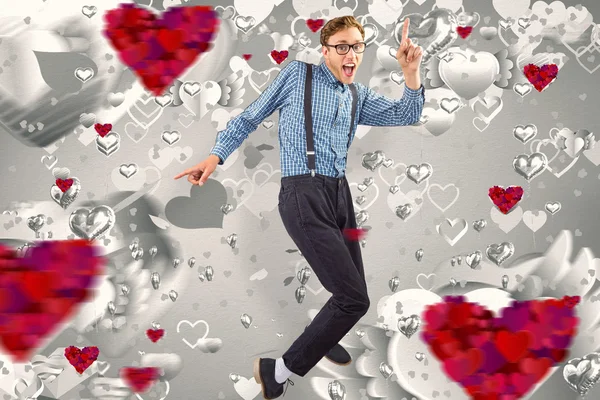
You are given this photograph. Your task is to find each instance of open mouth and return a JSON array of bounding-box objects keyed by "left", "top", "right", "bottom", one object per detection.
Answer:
[{"left": 343, "top": 63, "right": 355, "bottom": 77}]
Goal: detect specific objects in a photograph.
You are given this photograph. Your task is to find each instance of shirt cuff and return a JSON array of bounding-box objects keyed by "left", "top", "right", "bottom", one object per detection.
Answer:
[
  {"left": 403, "top": 83, "right": 424, "bottom": 99},
  {"left": 209, "top": 147, "right": 226, "bottom": 165}
]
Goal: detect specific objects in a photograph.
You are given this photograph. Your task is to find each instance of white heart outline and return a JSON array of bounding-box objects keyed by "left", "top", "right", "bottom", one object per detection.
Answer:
[
  {"left": 214, "top": 5, "right": 236, "bottom": 20},
  {"left": 248, "top": 67, "right": 281, "bottom": 95},
  {"left": 530, "top": 138, "right": 579, "bottom": 178},
  {"left": 243, "top": 162, "right": 280, "bottom": 188},
  {"left": 176, "top": 319, "right": 210, "bottom": 349},
  {"left": 349, "top": 181, "right": 380, "bottom": 211},
  {"left": 357, "top": 14, "right": 391, "bottom": 47},
  {"left": 135, "top": 381, "right": 170, "bottom": 400},
  {"left": 471, "top": 95, "right": 503, "bottom": 123},
  {"left": 13, "top": 376, "right": 44, "bottom": 399},
  {"left": 415, "top": 273, "right": 436, "bottom": 291},
  {"left": 435, "top": 218, "right": 468, "bottom": 246},
  {"left": 378, "top": 161, "right": 407, "bottom": 187},
  {"left": 426, "top": 183, "right": 460, "bottom": 213},
  {"left": 221, "top": 177, "right": 255, "bottom": 208}
]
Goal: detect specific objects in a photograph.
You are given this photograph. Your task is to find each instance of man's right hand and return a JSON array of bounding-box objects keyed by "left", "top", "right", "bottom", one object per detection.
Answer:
[{"left": 173, "top": 154, "right": 220, "bottom": 186}]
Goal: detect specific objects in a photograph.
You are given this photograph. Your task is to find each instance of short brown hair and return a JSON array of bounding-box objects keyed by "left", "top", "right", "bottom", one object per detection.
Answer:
[{"left": 319, "top": 16, "right": 365, "bottom": 47}]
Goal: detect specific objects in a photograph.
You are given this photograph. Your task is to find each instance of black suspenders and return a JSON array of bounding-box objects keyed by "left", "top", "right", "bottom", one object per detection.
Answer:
[{"left": 303, "top": 62, "right": 358, "bottom": 177}]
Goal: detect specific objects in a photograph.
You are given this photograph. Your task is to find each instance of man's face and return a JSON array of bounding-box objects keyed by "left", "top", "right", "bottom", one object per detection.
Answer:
[{"left": 322, "top": 27, "right": 364, "bottom": 85}]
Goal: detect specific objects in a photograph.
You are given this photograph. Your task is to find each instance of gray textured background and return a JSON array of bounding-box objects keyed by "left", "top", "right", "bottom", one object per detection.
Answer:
[{"left": 1, "top": 0, "right": 600, "bottom": 399}]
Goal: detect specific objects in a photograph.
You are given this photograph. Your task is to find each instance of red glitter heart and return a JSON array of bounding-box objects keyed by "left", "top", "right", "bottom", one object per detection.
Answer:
[
  {"left": 422, "top": 296, "right": 579, "bottom": 399},
  {"left": 242, "top": 54, "right": 252, "bottom": 60},
  {"left": 270, "top": 50, "right": 288, "bottom": 65},
  {"left": 121, "top": 367, "right": 161, "bottom": 393},
  {"left": 146, "top": 328, "right": 165, "bottom": 343},
  {"left": 306, "top": 19, "right": 325, "bottom": 33},
  {"left": 55, "top": 178, "right": 74, "bottom": 193},
  {"left": 0, "top": 241, "right": 104, "bottom": 362},
  {"left": 523, "top": 63, "right": 558, "bottom": 92},
  {"left": 94, "top": 123, "right": 112, "bottom": 137},
  {"left": 64, "top": 345, "right": 99, "bottom": 374},
  {"left": 103, "top": 4, "right": 220, "bottom": 96},
  {"left": 488, "top": 185, "right": 523, "bottom": 214},
  {"left": 456, "top": 26, "right": 473, "bottom": 39}
]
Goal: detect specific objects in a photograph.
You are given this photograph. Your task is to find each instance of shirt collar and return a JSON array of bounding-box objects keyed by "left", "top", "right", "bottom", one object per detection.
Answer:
[{"left": 317, "top": 61, "right": 346, "bottom": 90}]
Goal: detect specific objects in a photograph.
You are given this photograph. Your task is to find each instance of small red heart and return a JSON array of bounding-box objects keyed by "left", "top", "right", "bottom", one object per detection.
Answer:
[
  {"left": 64, "top": 345, "right": 99, "bottom": 374},
  {"left": 121, "top": 367, "right": 161, "bottom": 393},
  {"left": 488, "top": 185, "right": 523, "bottom": 214},
  {"left": 306, "top": 19, "right": 325, "bottom": 33},
  {"left": 242, "top": 54, "right": 252, "bottom": 60},
  {"left": 270, "top": 50, "right": 288, "bottom": 65},
  {"left": 146, "top": 328, "right": 165, "bottom": 343},
  {"left": 94, "top": 123, "right": 112, "bottom": 137},
  {"left": 342, "top": 228, "right": 367, "bottom": 241},
  {"left": 523, "top": 63, "right": 558, "bottom": 92},
  {"left": 56, "top": 178, "right": 74, "bottom": 192},
  {"left": 456, "top": 26, "right": 473, "bottom": 38}
]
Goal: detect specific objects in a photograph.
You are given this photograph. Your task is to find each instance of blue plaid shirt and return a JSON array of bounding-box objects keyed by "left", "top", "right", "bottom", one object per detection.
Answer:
[{"left": 209, "top": 60, "right": 425, "bottom": 178}]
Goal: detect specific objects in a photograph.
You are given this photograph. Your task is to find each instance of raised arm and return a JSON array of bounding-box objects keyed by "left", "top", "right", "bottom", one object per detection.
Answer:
[
  {"left": 209, "top": 60, "right": 300, "bottom": 164},
  {"left": 357, "top": 84, "right": 425, "bottom": 127}
]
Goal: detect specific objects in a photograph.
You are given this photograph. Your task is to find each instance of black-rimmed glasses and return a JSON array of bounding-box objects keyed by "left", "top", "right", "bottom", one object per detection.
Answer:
[{"left": 324, "top": 42, "right": 366, "bottom": 55}]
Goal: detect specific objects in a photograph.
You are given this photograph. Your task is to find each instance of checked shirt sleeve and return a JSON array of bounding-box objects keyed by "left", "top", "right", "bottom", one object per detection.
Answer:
[
  {"left": 357, "top": 83, "right": 425, "bottom": 127},
  {"left": 209, "top": 61, "right": 299, "bottom": 165}
]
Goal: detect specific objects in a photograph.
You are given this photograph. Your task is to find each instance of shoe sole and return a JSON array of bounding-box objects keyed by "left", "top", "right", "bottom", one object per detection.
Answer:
[
  {"left": 253, "top": 358, "right": 274, "bottom": 400},
  {"left": 325, "top": 356, "right": 352, "bottom": 366}
]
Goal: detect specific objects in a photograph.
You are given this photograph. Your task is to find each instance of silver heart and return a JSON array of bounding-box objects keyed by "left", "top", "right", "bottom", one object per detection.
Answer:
[
  {"left": 355, "top": 210, "right": 369, "bottom": 226},
  {"left": 389, "top": 276, "right": 400, "bottom": 292},
  {"left": 485, "top": 242, "right": 514, "bottom": 266},
  {"left": 361, "top": 151, "right": 385, "bottom": 171},
  {"left": 466, "top": 250, "right": 482, "bottom": 269},
  {"left": 398, "top": 314, "right": 421, "bottom": 338},
  {"left": 512, "top": 152, "right": 547, "bottom": 180},
  {"left": 379, "top": 362, "right": 394, "bottom": 379},
  {"left": 161, "top": 130, "right": 181, "bottom": 145},
  {"left": 563, "top": 352, "right": 600, "bottom": 395},
  {"left": 119, "top": 163, "right": 138, "bottom": 178},
  {"left": 545, "top": 201, "right": 561, "bottom": 215},
  {"left": 513, "top": 124, "right": 537, "bottom": 143},
  {"left": 395, "top": 204, "right": 412, "bottom": 220},
  {"left": 96, "top": 132, "right": 121, "bottom": 157},
  {"left": 328, "top": 380, "right": 346, "bottom": 400},
  {"left": 406, "top": 163, "right": 432, "bottom": 184},
  {"left": 394, "top": 9, "right": 458, "bottom": 64},
  {"left": 50, "top": 177, "right": 81, "bottom": 209},
  {"left": 68, "top": 205, "right": 115, "bottom": 241},
  {"left": 297, "top": 267, "right": 311, "bottom": 285},
  {"left": 473, "top": 219, "right": 486, "bottom": 232},
  {"left": 27, "top": 214, "right": 46, "bottom": 232}
]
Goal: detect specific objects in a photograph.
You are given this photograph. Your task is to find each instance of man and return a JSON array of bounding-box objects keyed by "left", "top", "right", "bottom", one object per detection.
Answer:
[{"left": 175, "top": 15, "right": 424, "bottom": 399}]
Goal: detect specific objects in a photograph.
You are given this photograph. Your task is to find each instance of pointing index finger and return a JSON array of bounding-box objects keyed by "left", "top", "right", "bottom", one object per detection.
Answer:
[{"left": 402, "top": 18, "right": 410, "bottom": 44}]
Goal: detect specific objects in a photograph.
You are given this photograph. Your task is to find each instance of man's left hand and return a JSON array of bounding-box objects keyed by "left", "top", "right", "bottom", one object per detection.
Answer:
[{"left": 396, "top": 18, "right": 423, "bottom": 73}]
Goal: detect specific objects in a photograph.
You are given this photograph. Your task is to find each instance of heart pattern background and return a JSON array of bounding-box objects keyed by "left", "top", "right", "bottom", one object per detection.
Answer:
[{"left": 0, "top": 0, "right": 600, "bottom": 399}]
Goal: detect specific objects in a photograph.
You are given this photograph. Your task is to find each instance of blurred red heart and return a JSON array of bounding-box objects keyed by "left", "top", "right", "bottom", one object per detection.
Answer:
[
  {"left": 0, "top": 240, "right": 104, "bottom": 362},
  {"left": 121, "top": 367, "right": 161, "bottom": 393},
  {"left": 103, "top": 4, "right": 219, "bottom": 96}
]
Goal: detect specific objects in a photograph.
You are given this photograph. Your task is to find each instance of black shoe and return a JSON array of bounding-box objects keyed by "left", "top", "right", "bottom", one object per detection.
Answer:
[
  {"left": 304, "top": 325, "right": 352, "bottom": 366},
  {"left": 324, "top": 343, "right": 352, "bottom": 366},
  {"left": 253, "top": 358, "right": 295, "bottom": 399}
]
